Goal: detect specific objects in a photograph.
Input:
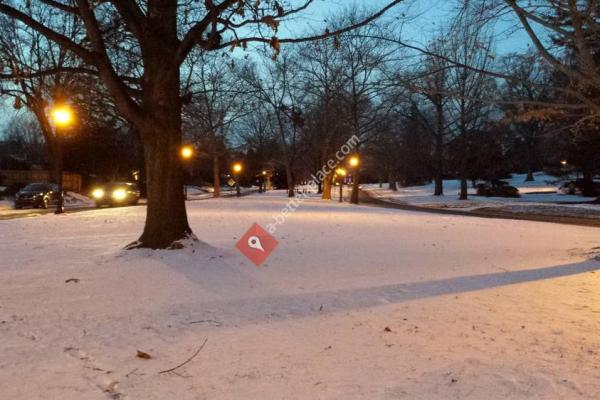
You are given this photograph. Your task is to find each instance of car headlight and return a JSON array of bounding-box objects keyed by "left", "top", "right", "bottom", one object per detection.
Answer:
[
  {"left": 92, "top": 188, "right": 105, "bottom": 199},
  {"left": 112, "top": 189, "right": 127, "bottom": 201}
]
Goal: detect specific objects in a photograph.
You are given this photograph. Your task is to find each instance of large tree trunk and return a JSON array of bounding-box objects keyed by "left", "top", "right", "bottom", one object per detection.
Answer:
[
  {"left": 138, "top": 130, "right": 191, "bottom": 248},
  {"left": 133, "top": 59, "right": 191, "bottom": 248},
  {"left": 212, "top": 152, "right": 221, "bottom": 198}
]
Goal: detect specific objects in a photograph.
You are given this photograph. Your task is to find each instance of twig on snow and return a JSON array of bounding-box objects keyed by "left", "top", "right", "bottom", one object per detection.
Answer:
[{"left": 158, "top": 338, "right": 208, "bottom": 374}]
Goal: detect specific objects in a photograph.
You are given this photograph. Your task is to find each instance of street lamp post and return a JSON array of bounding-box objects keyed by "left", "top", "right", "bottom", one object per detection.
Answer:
[
  {"left": 49, "top": 104, "right": 74, "bottom": 214},
  {"left": 336, "top": 168, "right": 347, "bottom": 203},
  {"left": 232, "top": 162, "right": 243, "bottom": 197},
  {"left": 348, "top": 155, "right": 360, "bottom": 205},
  {"left": 180, "top": 145, "right": 194, "bottom": 200}
]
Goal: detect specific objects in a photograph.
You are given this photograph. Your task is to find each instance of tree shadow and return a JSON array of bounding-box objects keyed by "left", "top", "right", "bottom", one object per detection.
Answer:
[{"left": 181, "top": 259, "right": 600, "bottom": 325}]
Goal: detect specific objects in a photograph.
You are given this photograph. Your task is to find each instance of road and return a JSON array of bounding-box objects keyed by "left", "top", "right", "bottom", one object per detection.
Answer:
[
  {"left": 359, "top": 190, "right": 600, "bottom": 228},
  {"left": 0, "top": 189, "right": 255, "bottom": 220}
]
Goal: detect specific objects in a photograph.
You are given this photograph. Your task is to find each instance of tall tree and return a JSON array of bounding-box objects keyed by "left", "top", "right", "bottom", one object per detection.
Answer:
[{"left": 0, "top": 0, "right": 405, "bottom": 248}]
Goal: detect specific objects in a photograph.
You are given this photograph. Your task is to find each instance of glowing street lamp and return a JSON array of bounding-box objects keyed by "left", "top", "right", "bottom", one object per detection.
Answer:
[
  {"left": 180, "top": 145, "right": 195, "bottom": 200},
  {"left": 49, "top": 103, "right": 74, "bottom": 214},
  {"left": 348, "top": 155, "right": 360, "bottom": 205},
  {"left": 51, "top": 105, "right": 74, "bottom": 127},
  {"left": 180, "top": 145, "right": 194, "bottom": 160},
  {"left": 232, "top": 162, "right": 243, "bottom": 174},
  {"left": 232, "top": 162, "right": 243, "bottom": 197}
]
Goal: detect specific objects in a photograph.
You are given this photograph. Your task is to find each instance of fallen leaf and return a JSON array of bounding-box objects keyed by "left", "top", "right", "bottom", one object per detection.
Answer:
[
  {"left": 384, "top": 327, "right": 392, "bottom": 332},
  {"left": 136, "top": 350, "right": 152, "bottom": 359},
  {"left": 65, "top": 278, "right": 80, "bottom": 283}
]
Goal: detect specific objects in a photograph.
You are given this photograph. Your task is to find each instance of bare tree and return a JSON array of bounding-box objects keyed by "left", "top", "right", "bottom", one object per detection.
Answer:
[
  {"left": 0, "top": 5, "right": 87, "bottom": 184},
  {"left": 183, "top": 52, "right": 250, "bottom": 197},
  {"left": 445, "top": 10, "right": 497, "bottom": 200},
  {"left": 0, "top": 0, "right": 405, "bottom": 248},
  {"left": 498, "top": 1, "right": 600, "bottom": 118},
  {"left": 241, "top": 54, "right": 303, "bottom": 197}
]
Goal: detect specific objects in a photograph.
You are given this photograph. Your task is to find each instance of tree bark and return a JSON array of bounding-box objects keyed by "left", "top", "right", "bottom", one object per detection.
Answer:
[
  {"left": 459, "top": 177, "right": 468, "bottom": 200},
  {"left": 284, "top": 161, "right": 294, "bottom": 198},
  {"left": 434, "top": 102, "right": 444, "bottom": 196},
  {"left": 133, "top": 57, "right": 191, "bottom": 248},
  {"left": 350, "top": 168, "right": 360, "bottom": 204},
  {"left": 525, "top": 168, "right": 534, "bottom": 182},
  {"left": 322, "top": 172, "right": 333, "bottom": 200},
  {"left": 388, "top": 174, "right": 398, "bottom": 191},
  {"left": 212, "top": 152, "right": 221, "bottom": 198}
]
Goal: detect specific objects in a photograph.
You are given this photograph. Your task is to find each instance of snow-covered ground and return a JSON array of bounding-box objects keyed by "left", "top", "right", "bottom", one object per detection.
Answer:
[
  {"left": 365, "top": 173, "right": 600, "bottom": 218},
  {"left": 2, "top": 192, "right": 600, "bottom": 399}
]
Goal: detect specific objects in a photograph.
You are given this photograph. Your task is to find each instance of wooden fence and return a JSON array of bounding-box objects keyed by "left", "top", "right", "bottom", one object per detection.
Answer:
[{"left": 0, "top": 170, "right": 82, "bottom": 192}]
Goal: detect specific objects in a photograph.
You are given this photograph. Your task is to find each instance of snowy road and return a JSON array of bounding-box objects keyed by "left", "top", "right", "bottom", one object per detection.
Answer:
[{"left": 1, "top": 192, "right": 600, "bottom": 399}]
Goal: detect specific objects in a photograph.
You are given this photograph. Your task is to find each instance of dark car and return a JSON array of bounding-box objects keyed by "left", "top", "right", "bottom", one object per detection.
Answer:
[
  {"left": 558, "top": 179, "right": 600, "bottom": 197},
  {"left": 91, "top": 182, "right": 140, "bottom": 207},
  {"left": 476, "top": 180, "right": 520, "bottom": 198},
  {"left": 14, "top": 183, "right": 59, "bottom": 209}
]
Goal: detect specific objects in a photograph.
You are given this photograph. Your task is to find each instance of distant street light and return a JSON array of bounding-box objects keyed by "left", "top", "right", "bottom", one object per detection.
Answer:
[
  {"left": 49, "top": 103, "right": 74, "bottom": 214},
  {"left": 561, "top": 160, "right": 568, "bottom": 166},
  {"left": 180, "top": 145, "right": 194, "bottom": 160},
  {"left": 348, "top": 155, "right": 360, "bottom": 204},
  {"left": 335, "top": 167, "right": 347, "bottom": 203},
  {"left": 180, "top": 145, "right": 195, "bottom": 200},
  {"left": 232, "top": 162, "right": 243, "bottom": 197}
]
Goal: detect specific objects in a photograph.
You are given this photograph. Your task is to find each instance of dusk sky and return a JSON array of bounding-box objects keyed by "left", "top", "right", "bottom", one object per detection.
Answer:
[{"left": 0, "top": 0, "right": 532, "bottom": 132}]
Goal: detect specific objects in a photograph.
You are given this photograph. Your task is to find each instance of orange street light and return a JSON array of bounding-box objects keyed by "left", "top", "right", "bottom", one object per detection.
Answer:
[
  {"left": 232, "top": 162, "right": 243, "bottom": 197},
  {"left": 336, "top": 167, "right": 347, "bottom": 177},
  {"left": 51, "top": 104, "right": 74, "bottom": 128},
  {"left": 180, "top": 145, "right": 194, "bottom": 160},
  {"left": 348, "top": 155, "right": 360, "bottom": 168},
  {"left": 232, "top": 162, "right": 243, "bottom": 174},
  {"left": 49, "top": 103, "right": 75, "bottom": 215}
]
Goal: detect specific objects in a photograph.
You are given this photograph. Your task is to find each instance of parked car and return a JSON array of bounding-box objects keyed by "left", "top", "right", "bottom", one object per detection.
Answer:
[
  {"left": 558, "top": 179, "right": 600, "bottom": 196},
  {"left": 14, "top": 183, "right": 59, "bottom": 209},
  {"left": 91, "top": 182, "right": 140, "bottom": 207},
  {"left": 475, "top": 180, "right": 520, "bottom": 198}
]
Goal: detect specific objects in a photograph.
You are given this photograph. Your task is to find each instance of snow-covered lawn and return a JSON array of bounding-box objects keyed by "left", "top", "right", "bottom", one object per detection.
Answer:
[
  {"left": 365, "top": 173, "right": 600, "bottom": 219},
  {"left": 2, "top": 193, "right": 600, "bottom": 399}
]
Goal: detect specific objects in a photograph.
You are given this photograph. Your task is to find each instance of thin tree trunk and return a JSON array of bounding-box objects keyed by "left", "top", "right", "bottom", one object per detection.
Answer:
[
  {"left": 284, "top": 162, "right": 294, "bottom": 198},
  {"left": 322, "top": 172, "right": 333, "bottom": 200},
  {"left": 212, "top": 152, "right": 221, "bottom": 198},
  {"left": 350, "top": 168, "right": 360, "bottom": 204},
  {"left": 388, "top": 173, "right": 398, "bottom": 191},
  {"left": 525, "top": 168, "right": 534, "bottom": 182},
  {"left": 434, "top": 102, "right": 444, "bottom": 196},
  {"left": 459, "top": 177, "right": 468, "bottom": 200}
]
